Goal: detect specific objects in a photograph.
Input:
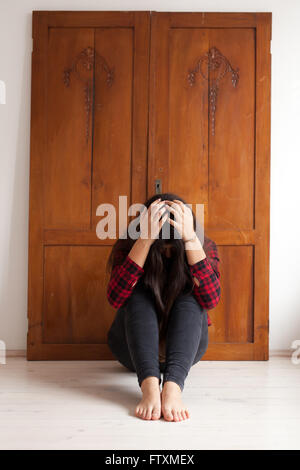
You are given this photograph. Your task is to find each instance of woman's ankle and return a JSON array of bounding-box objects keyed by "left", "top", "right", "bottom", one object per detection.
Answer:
[
  {"left": 141, "top": 376, "right": 160, "bottom": 391},
  {"left": 162, "top": 380, "right": 182, "bottom": 393}
]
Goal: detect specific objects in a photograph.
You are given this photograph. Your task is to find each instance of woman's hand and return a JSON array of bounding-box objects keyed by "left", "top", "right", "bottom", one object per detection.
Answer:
[
  {"left": 139, "top": 198, "right": 169, "bottom": 244},
  {"left": 165, "top": 199, "right": 195, "bottom": 242}
]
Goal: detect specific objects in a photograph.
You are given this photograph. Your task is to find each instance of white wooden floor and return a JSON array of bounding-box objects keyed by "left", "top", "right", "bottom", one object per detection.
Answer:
[{"left": 0, "top": 355, "right": 299, "bottom": 450}]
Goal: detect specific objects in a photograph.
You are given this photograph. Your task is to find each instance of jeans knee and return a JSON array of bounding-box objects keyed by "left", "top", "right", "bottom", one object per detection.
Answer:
[
  {"left": 126, "top": 287, "right": 155, "bottom": 311},
  {"left": 124, "top": 293, "right": 159, "bottom": 330},
  {"left": 173, "top": 293, "right": 204, "bottom": 313}
]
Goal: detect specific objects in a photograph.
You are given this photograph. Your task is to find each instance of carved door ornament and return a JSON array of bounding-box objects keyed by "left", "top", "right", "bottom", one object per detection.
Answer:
[
  {"left": 63, "top": 46, "right": 114, "bottom": 143},
  {"left": 187, "top": 47, "right": 239, "bottom": 136}
]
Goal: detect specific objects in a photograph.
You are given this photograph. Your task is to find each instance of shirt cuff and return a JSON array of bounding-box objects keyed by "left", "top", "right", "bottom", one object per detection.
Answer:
[{"left": 189, "top": 257, "right": 211, "bottom": 276}]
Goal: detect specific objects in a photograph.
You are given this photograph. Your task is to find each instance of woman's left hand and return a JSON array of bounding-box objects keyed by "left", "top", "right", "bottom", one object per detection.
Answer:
[{"left": 165, "top": 199, "right": 196, "bottom": 242}]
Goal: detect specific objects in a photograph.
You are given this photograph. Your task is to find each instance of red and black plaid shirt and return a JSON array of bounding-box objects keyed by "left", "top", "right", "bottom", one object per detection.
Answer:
[{"left": 107, "top": 237, "right": 221, "bottom": 327}]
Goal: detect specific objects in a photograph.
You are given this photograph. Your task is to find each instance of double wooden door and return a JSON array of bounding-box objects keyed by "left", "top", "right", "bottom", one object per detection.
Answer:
[{"left": 27, "top": 11, "right": 271, "bottom": 360}]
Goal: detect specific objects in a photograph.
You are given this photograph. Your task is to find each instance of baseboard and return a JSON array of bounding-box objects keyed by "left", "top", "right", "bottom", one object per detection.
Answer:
[
  {"left": 6, "top": 350, "right": 26, "bottom": 357},
  {"left": 269, "top": 349, "right": 292, "bottom": 357},
  {"left": 5, "top": 349, "right": 292, "bottom": 358}
]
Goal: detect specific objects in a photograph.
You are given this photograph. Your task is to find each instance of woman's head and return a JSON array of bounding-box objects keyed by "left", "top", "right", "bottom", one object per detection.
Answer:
[
  {"left": 139, "top": 192, "right": 196, "bottom": 247},
  {"left": 106, "top": 192, "right": 201, "bottom": 339}
]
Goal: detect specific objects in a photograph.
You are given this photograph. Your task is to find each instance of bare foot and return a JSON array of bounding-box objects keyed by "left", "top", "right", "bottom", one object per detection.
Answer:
[
  {"left": 135, "top": 376, "right": 161, "bottom": 420},
  {"left": 161, "top": 381, "right": 190, "bottom": 421}
]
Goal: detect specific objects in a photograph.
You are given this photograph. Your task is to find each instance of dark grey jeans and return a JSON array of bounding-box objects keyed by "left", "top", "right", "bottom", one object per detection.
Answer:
[{"left": 107, "top": 280, "right": 209, "bottom": 391}]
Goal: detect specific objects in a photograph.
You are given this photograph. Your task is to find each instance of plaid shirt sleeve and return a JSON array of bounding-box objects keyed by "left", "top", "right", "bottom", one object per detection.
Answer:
[
  {"left": 106, "top": 252, "right": 145, "bottom": 309},
  {"left": 188, "top": 239, "right": 221, "bottom": 325}
]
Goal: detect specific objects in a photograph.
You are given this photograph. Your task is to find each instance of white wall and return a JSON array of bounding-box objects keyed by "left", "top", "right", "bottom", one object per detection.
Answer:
[{"left": 0, "top": 0, "right": 299, "bottom": 352}]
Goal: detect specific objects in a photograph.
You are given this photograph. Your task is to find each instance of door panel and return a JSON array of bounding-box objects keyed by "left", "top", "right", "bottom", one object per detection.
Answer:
[
  {"left": 43, "top": 246, "right": 112, "bottom": 344},
  {"left": 214, "top": 245, "right": 254, "bottom": 344},
  {"left": 92, "top": 28, "right": 134, "bottom": 233},
  {"left": 46, "top": 28, "right": 94, "bottom": 230},
  {"left": 168, "top": 28, "right": 209, "bottom": 208},
  {"left": 208, "top": 28, "right": 255, "bottom": 231},
  {"left": 148, "top": 12, "right": 271, "bottom": 360},
  {"left": 28, "top": 11, "right": 150, "bottom": 359}
]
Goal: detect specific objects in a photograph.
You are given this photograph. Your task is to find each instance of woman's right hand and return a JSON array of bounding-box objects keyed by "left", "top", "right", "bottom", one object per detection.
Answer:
[{"left": 139, "top": 198, "right": 169, "bottom": 244}]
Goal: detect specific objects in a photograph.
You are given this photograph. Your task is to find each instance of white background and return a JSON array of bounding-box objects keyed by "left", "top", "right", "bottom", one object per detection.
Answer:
[{"left": 0, "top": 0, "right": 299, "bottom": 352}]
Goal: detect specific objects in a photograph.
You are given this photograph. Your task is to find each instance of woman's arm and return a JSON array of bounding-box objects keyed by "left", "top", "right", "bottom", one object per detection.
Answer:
[
  {"left": 165, "top": 199, "right": 221, "bottom": 310},
  {"left": 187, "top": 237, "right": 221, "bottom": 310},
  {"left": 107, "top": 199, "right": 168, "bottom": 308},
  {"left": 184, "top": 235, "right": 207, "bottom": 265},
  {"left": 127, "top": 237, "right": 153, "bottom": 269},
  {"left": 106, "top": 238, "right": 153, "bottom": 308}
]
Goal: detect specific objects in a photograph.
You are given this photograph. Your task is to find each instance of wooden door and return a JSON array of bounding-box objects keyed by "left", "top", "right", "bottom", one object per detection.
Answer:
[
  {"left": 28, "top": 11, "right": 271, "bottom": 361},
  {"left": 27, "top": 11, "right": 150, "bottom": 359},
  {"left": 148, "top": 12, "right": 271, "bottom": 359}
]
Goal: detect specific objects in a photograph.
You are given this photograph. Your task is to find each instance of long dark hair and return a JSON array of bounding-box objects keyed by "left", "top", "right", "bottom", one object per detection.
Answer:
[{"left": 106, "top": 192, "right": 206, "bottom": 340}]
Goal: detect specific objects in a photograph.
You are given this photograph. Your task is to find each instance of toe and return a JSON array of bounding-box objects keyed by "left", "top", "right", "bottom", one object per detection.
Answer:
[
  {"left": 145, "top": 408, "right": 152, "bottom": 420},
  {"left": 180, "top": 410, "right": 186, "bottom": 420},
  {"left": 152, "top": 406, "right": 161, "bottom": 420},
  {"left": 163, "top": 408, "right": 173, "bottom": 421},
  {"left": 173, "top": 410, "right": 179, "bottom": 422}
]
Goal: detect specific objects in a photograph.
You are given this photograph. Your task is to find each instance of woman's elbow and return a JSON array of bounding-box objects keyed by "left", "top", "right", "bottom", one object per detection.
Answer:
[
  {"left": 204, "top": 286, "right": 221, "bottom": 310},
  {"left": 106, "top": 290, "right": 122, "bottom": 309}
]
